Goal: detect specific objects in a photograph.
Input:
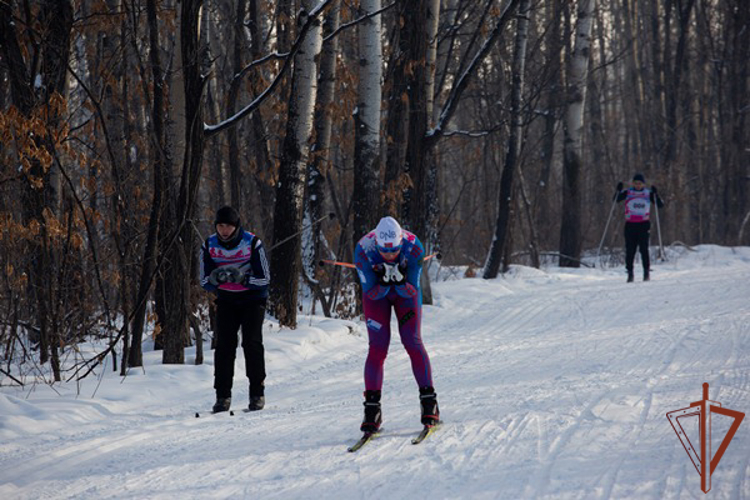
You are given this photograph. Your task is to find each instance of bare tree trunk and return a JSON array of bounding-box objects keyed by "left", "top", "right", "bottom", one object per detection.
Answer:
[
  {"left": 270, "top": 1, "right": 324, "bottom": 327},
  {"left": 621, "top": 0, "right": 646, "bottom": 166},
  {"left": 723, "top": 0, "right": 750, "bottom": 241},
  {"left": 484, "top": 0, "right": 531, "bottom": 279},
  {"left": 559, "top": 0, "right": 595, "bottom": 268},
  {"left": 205, "top": 0, "right": 227, "bottom": 205},
  {"left": 129, "top": 0, "right": 167, "bottom": 367},
  {"left": 425, "top": 0, "right": 440, "bottom": 124},
  {"left": 276, "top": 0, "right": 294, "bottom": 107},
  {"left": 418, "top": 0, "right": 441, "bottom": 305},
  {"left": 536, "top": 0, "right": 565, "bottom": 249},
  {"left": 101, "top": 0, "right": 135, "bottom": 374},
  {"left": 308, "top": 0, "right": 340, "bottom": 267},
  {"left": 401, "top": 0, "right": 430, "bottom": 236},
  {"left": 154, "top": 1, "right": 184, "bottom": 356},
  {"left": 391, "top": 1, "right": 436, "bottom": 303},
  {"left": 352, "top": 0, "right": 383, "bottom": 240},
  {"left": 517, "top": 165, "right": 540, "bottom": 268},
  {"left": 248, "top": 0, "right": 275, "bottom": 238},
  {"left": 228, "top": 0, "right": 247, "bottom": 211},
  {"left": 159, "top": 0, "right": 206, "bottom": 363},
  {"left": 663, "top": 0, "right": 695, "bottom": 243},
  {"left": 382, "top": 3, "right": 410, "bottom": 217}
]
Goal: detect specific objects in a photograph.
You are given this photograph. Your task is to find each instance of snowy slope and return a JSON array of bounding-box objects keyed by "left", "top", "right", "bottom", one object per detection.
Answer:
[{"left": 1, "top": 245, "right": 749, "bottom": 499}]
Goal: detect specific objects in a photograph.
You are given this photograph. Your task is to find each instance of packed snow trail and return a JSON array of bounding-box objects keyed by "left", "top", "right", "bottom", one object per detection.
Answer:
[{"left": 1, "top": 245, "right": 749, "bottom": 499}]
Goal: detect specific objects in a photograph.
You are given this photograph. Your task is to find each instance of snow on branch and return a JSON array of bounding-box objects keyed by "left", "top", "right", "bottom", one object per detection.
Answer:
[
  {"left": 323, "top": 1, "right": 396, "bottom": 43},
  {"left": 204, "top": 0, "right": 336, "bottom": 138}
]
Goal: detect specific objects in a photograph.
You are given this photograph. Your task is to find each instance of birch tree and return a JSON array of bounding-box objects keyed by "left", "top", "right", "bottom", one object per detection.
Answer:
[
  {"left": 558, "top": 0, "right": 594, "bottom": 268},
  {"left": 308, "top": 1, "right": 340, "bottom": 253},
  {"left": 305, "top": 1, "right": 341, "bottom": 317},
  {"left": 352, "top": 0, "right": 383, "bottom": 241}
]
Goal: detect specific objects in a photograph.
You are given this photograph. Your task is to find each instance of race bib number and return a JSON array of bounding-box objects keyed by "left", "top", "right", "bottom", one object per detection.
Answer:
[{"left": 626, "top": 198, "right": 649, "bottom": 216}]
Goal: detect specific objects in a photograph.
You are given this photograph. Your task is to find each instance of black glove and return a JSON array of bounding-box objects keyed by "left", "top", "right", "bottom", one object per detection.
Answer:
[
  {"left": 651, "top": 185, "right": 658, "bottom": 195},
  {"left": 372, "top": 264, "right": 386, "bottom": 286},
  {"left": 208, "top": 266, "right": 242, "bottom": 286},
  {"left": 209, "top": 267, "right": 227, "bottom": 286},
  {"left": 613, "top": 182, "right": 624, "bottom": 201}
]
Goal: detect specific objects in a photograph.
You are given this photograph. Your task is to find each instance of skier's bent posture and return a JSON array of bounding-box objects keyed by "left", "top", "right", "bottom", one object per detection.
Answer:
[{"left": 354, "top": 216, "right": 440, "bottom": 432}]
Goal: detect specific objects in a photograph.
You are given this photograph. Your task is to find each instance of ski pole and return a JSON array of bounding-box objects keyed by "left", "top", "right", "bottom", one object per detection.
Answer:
[
  {"left": 425, "top": 252, "right": 442, "bottom": 262},
  {"left": 319, "top": 259, "right": 356, "bottom": 269},
  {"left": 268, "top": 212, "right": 336, "bottom": 252},
  {"left": 319, "top": 253, "right": 442, "bottom": 269},
  {"left": 597, "top": 189, "right": 619, "bottom": 265},
  {"left": 653, "top": 191, "right": 665, "bottom": 261}
]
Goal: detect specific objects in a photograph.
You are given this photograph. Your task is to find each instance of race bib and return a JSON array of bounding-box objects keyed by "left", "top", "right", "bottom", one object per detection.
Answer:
[{"left": 625, "top": 190, "right": 650, "bottom": 222}]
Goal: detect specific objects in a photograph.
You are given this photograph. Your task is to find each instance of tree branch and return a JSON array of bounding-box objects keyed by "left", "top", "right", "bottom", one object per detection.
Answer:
[
  {"left": 204, "top": 0, "right": 337, "bottom": 138},
  {"left": 323, "top": 1, "right": 396, "bottom": 43},
  {"left": 427, "top": 0, "right": 521, "bottom": 147},
  {"left": 0, "top": 367, "right": 25, "bottom": 386}
]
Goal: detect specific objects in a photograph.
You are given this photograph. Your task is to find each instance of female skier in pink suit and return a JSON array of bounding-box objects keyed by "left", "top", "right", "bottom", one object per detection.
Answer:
[{"left": 353, "top": 216, "right": 439, "bottom": 432}]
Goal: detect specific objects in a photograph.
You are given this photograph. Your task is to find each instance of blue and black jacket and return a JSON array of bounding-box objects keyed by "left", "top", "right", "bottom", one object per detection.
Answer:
[{"left": 200, "top": 227, "right": 270, "bottom": 302}]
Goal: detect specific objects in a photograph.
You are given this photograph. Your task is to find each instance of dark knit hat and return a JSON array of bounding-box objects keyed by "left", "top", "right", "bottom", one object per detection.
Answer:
[
  {"left": 632, "top": 173, "right": 646, "bottom": 183},
  {"left": 214, "top": 206, "right": 240, "bottom": 227}
]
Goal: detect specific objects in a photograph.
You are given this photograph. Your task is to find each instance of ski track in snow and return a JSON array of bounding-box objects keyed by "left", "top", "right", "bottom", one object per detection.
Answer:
[{"left": 1, "top": 245, "right": 749, "bottom": 499}]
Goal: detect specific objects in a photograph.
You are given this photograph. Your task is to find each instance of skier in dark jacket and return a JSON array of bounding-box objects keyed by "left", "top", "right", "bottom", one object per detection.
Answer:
[
  {"left": 614, "top": 173, "right": 664, "bottom": 282},
  {"left": 353, "top": 216, "right": 440, "bottom": 433},
  {"left": 200, "top": 206, "right": 270, "bottom": 413}
]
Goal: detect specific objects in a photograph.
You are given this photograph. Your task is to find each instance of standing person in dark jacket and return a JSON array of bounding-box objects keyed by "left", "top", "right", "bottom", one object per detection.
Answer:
[
  {"left": 200, "top": 206, "right": 270, "bottom": 413},
  {"left": 614, "top": 174, "right": 664, "bottom": 282}
]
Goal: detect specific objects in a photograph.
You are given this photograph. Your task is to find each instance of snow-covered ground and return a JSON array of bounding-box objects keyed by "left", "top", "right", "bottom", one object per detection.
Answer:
[{"left": 1, "top": 244, "right": 749, "bottom": 499}]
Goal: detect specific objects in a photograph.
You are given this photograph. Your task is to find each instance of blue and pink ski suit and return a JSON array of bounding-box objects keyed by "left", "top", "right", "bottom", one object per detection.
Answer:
[{"left": 354, "top": 229, "right": 434, "bottom": 391}]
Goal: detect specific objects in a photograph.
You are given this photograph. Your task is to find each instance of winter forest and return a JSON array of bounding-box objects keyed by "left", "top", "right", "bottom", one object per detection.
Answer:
[{"left": 0, "top": 0, "right": 748, "bottom": 382}]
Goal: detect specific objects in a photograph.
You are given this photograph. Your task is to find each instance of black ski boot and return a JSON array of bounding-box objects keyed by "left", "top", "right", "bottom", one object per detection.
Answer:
[
  {"left": 643, "top": 269, "right": 650, "bottom": 281},
  {"left": 248, "top": 383, "right": 265, "bottom": 411},
  {"left": 627, "top": 270, "right": 634, "bottom": 283},
  {"left": 248, "top": 396, "right": 265, "bottom": 411},
  {"left": 212, "top": 396, "right": 231, "bottom": 413},
  {"left": 419, "top": 387, "right": 440, "bottom": 426},
  {"left": 360, "top": 390, "right": 382, "bottom": 433}
]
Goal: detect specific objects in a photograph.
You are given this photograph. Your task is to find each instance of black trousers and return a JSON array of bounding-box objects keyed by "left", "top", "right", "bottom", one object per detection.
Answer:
[
  {"left": 624, "top": 221, "right": 650, "bottom": 274},
  {"left": 214, "top": 299, "right": 266, "bottom": 399}
]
